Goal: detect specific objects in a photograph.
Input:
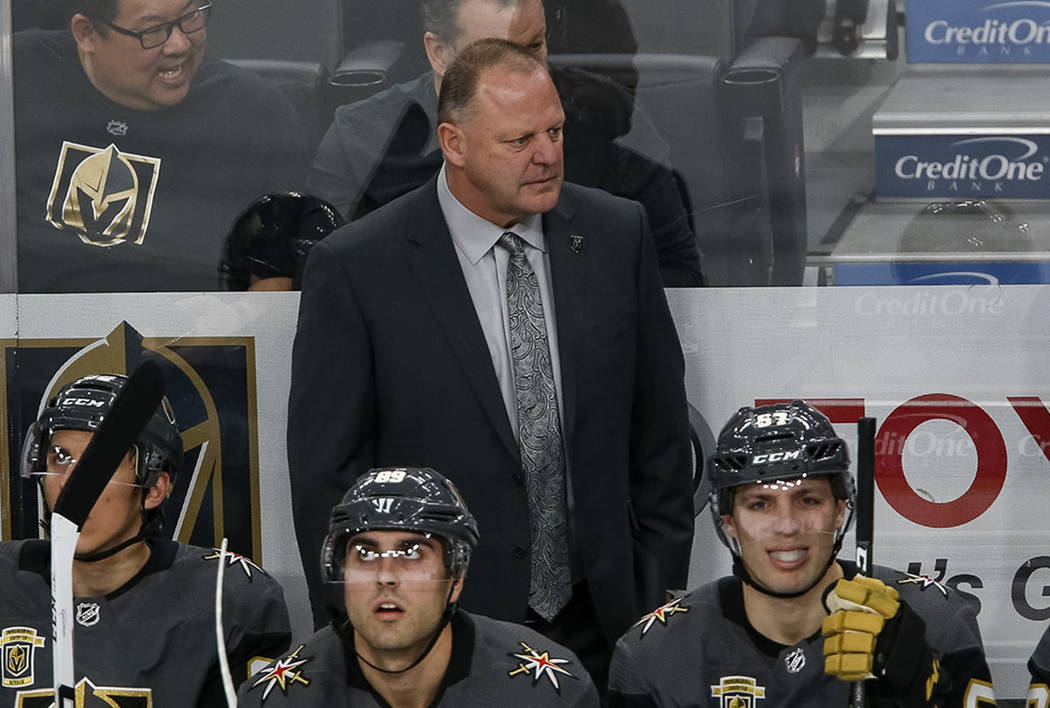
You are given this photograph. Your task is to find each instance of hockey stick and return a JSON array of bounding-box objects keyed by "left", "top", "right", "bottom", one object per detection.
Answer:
[
  {"left": 852, "top": 416, "right": 877, "bottom": 708},
  {"left": 214, "top": 537, "right": 238, "bottom": 707},
  {"left": 50, "top": 360, "right": 165, "bottom": 708}
]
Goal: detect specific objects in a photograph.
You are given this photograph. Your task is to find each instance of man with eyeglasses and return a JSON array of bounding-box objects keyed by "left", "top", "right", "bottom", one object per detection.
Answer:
[
  {"left": 13, "top": 0, "right": 309, "bottom": 292},
  {"left": 240, "top": 466, "right": 599, "bottom": 707},
  {"left": 0, "top": 373, "right": 291, "bottom": 705}
]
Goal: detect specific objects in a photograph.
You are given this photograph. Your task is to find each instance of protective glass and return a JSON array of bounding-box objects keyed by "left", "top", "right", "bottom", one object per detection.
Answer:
[
  {"left": 724, "top": 478, "right": 844, "bottom": 545},
  {"left": 101, "top": 4, "right": 213, "bottom": 50},
  {"left": 325, "top": 532, "right": 451, "bottom": 585},
  {"left": 30, "top": 444, "right": 144, "bottom": 490}
]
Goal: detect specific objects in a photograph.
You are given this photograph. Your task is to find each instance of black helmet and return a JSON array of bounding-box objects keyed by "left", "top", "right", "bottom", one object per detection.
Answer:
[
  {"left": 321, "top": 467, "right": 479, "bottom": 634},
  {"left": 21, "top": 373, "right": 182, "bottom": 490},
  {"left": 709, "top": 401, "right": 854, "bottom": 546},
  {"left": 708, "top": 401, "right": 855, "bottom": 598},
  {"left": 219, "top": 192, "right": 345, "bottom": 290},
  {"left": 710, "top": 401, "right": 852, "bottom": 509}
]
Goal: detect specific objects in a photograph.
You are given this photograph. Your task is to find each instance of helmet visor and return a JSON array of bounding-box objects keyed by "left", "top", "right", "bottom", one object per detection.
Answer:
[
  {"left": 720, "top": 478, "right": 845, "bottom": 551},
  {"left": 323, "top": 530, "right": 452, "bottom": 585}
]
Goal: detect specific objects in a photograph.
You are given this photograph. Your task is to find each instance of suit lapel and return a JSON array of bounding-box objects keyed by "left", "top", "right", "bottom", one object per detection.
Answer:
[
  {"left": 544, "top": 190, "right": 585, "bottom": 442},
  {"left": 405, "top": 180, "right": 520, "bottom": 460}
]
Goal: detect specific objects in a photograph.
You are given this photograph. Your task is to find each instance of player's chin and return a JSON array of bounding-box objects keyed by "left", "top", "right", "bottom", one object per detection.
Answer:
[{"left": 757, "top": 565, "right": 824, "bottom": 595}]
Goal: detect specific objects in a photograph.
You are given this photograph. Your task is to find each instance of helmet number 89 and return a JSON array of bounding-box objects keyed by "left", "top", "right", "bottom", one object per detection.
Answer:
[{"left": 375, "top": 470, "right": 407, "bottom": 483}]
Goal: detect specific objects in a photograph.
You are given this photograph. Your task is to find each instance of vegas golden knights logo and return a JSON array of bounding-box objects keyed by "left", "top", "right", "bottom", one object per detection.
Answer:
[
  {"left": 1, "top": 627, "right": 44, "bottom": 688},
  {"left": 2, "top": 321, "right": 263, "bottom": 559},
  {"left": 45, "top": 141, "right": 161, "bottom": 247},
  {"left": 710, "top": 676, "right": 766, "bottom": 707}
]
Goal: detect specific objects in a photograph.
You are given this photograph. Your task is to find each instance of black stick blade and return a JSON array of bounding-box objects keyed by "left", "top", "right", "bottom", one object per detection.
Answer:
[
  {"left": 855, "top": 416, "right": 877, "bottom": 576},
  {"left": 52, "top": 360, "right": 165, "bottom": 528}
]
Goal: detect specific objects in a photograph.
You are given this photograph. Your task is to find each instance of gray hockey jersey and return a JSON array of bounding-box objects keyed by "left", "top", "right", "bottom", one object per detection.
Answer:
[
  {"left": 0, "top": 539, "right": 290, "bottom": 707},
  {"left": 608, "top": 563, "right": 994, "bottom": 708},
  {"left": 238, "top": 610, "right": 600, "bottom": 707}
]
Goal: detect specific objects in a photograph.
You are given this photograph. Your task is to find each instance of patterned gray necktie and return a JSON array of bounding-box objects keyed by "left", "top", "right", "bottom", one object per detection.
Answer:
[{"left": 498, "top": 231, "right": 572, "bottom": 621}]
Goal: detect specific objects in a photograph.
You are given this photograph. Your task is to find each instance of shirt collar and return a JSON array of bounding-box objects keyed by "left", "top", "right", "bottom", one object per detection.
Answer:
[{"left": 437, "top": 164, "right": 545, "bottom": 265}]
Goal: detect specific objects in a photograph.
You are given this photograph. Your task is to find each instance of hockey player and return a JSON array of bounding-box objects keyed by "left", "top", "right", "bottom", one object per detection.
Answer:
[
  {"left": 608, "top": 401, "right": 995, "bottom": 708},
  {"left": 238, "top": 466, "right": 600, "bottom": 707},
  {"left": 0, "top": 373, "right": 290, "bottom": 706}
]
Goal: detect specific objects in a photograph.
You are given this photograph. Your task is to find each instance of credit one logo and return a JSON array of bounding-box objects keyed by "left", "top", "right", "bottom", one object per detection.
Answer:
[
  {"left": 877, "top": 135, "right": 1050, "bottom": 199},
  {"left": 909, "top": 1, "right": 1050, "bottom": 62}
]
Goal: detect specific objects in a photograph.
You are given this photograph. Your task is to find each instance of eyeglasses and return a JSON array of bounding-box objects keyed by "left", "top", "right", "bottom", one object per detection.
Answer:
[{"left": 99, "top": 3, "right": 212, "bottom": 50}]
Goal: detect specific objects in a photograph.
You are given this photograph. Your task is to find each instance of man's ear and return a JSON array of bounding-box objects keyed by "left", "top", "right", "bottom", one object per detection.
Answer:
[
  {"left": 449, "top": 574, "right": 465, "bottom": 604},
  {"left": 722, "top": 514, "right": 739, "bottom": 540},
  {"left": 424, "top": 32, "right": 455, "bottom": 79},
  {"left": 144, "top": 472, "right": 172, "bottom": 511},
  {"left": 438, "top": 121, "right": 466, "bottom": 168},
  {"left": 70, "top": 13, "right": 100, "bottom": 53},
  {"left": 834, "top": 498, "right": 847, "bottom": 530}
]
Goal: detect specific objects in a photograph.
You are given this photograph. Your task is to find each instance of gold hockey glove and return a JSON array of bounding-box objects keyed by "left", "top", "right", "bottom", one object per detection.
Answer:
[{"left": 822, "top": 576, "right": 949, "bottom": 707}]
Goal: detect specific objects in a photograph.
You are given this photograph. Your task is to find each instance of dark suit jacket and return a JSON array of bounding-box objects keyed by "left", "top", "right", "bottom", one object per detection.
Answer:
[{"left": 288, "top": 176, "right": 694, "bottom": 644}]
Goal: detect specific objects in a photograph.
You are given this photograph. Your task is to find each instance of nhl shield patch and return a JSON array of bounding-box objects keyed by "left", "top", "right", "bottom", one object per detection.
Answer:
[
  {"left": 76, "top": 602, "right": 101, "bottom": 627},
  {"left": 710, "top": 675, "right": 766, "bottom": 707},
  {"left": 1, "top": 627, "right": 45, "bottom": 688},
  {"left": 784, "top": 647, "right": 806, "bottom": 674}
]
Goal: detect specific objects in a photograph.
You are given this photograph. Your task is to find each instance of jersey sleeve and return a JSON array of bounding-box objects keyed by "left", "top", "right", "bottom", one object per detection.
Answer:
[
  {"left": 607, "top": 637, "right": 661, "bottom": 708},
  {"left": 226, "top": 572, "right": 292, "bottom": 682},
  {"left": 935, "top": 597, "right": 995, "bottom": 708},
  {"left": 198, "top": 567, "right": 292, "bottom": 707}
]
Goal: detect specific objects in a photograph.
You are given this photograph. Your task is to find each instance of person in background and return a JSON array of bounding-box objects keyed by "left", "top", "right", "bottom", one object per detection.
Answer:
[
  {"left": 220, "top": 192, "right": 345, "bottom": 291},
  {"left": 307, "top": 0, "right": 704, "bottom": 286},
  {"left": 14, "top": 0, "right": 308, "bottom": 292}
]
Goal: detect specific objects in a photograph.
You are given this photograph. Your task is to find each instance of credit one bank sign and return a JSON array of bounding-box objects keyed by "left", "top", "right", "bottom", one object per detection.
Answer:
[
  {"left": 875, "top": 134, "right": 1050, "bottom": 199},
  {"left": 908, "top": 0, "right": 1050, "bottom": 63}
]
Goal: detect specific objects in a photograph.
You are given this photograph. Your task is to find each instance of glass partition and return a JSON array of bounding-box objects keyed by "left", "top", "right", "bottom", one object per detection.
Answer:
[{"left": 2, "top": 0, "right": 1047, "bottom": 699}]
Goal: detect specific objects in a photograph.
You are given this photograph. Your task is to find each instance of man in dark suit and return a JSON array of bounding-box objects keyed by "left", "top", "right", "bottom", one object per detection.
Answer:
[{"left": 288, "top": 38, "right": 694, "bottom": 690}]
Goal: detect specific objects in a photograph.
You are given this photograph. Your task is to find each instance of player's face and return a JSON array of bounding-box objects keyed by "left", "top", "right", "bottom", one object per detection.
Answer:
[
  {"left": 73, "top": 0, "right": 207, "bottom": 111},
  {"left": 41, "top": 429, "right": 144, "bottom": 556},
  {"left": 344, "top": 531, "right": 463, "bottom": 664},
  {"left": 452, "top": 0, "right": 548, "bottom": 65},
  {"left": 723, "top": 477, "right": 846, "bottom": 596},
  {"left": 443, "top": 65, "right": 565, "bottom": 227}
]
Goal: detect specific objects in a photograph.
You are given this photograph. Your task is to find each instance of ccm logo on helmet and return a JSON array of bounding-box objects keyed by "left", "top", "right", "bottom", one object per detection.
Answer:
[
  {"left": 751, "top": 450, "right": 802, "bottom": 464},
  {"left": 58, "top": 397, "right": 106, "bottom": 407}
]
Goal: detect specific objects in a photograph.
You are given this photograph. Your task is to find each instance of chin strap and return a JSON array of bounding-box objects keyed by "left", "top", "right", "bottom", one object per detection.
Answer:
[
  {"left": 348, "top": 583, "right": 459, "bottom": 675},
  {"left": 733, "top": 536, "right": 845, "bottom": 600},
  {"left": 72, "top": 530, "right": 149, "bottom": 562}
]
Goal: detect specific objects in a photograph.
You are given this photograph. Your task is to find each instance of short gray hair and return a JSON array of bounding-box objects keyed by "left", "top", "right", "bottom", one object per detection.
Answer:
[{"left": 437, "top": 38, "right": 547, "bottom": 125}]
